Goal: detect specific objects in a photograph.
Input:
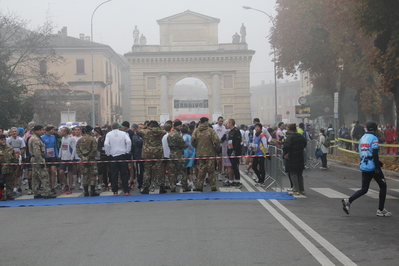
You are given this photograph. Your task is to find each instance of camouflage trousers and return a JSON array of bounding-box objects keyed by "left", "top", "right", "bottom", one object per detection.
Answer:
[
  {"left": 169, "top": 158, "right": 189, "bottom": 190},
  {"left": 82, "top": 163, "right": 98, "bottom": 186},
  {"left": 143, "top": 161, "right": 164, "bottom": 188},
  {"left": 196, "top": 159, "right": 216, "bottom": 190},
  {"left": 32, "top": 164, "right": 51, "bottom": 196},
  {"left": 2, "top": 173, "right": 14, "bottom": 198}
]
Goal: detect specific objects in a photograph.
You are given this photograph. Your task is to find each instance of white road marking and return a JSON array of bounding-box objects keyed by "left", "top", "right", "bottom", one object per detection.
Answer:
[
  {"left": 349, "top": 188, "right": 397, "bottom": 199},
  {"left": 240, "top": 170, "right": 357, "bottom": 266},
  {"left": 389, "top": 188, "right": 399, "bottom": 193},
  {"left": 16, "top": 195, "right": 34, "bottom": 200},
  {"left": 58, "top": 193, "right": 80, "bottom": 198},
  {"left": 218, "top": 187, "right": 241, "bottom": 192},
  {"left": 310, "top": 188, "right": 350, "bottom": 198}
]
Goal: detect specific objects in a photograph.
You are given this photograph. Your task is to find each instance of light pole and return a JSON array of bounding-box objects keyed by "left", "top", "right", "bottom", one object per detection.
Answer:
[
  {"left": 243, "top": 6, "right": 278, "bottom": 124},
  {"left": 66, "top": 102, "right": 71, "bottom": 122},
  {"left": 91, "top": 0, "right": 112, "bottom": 126}
]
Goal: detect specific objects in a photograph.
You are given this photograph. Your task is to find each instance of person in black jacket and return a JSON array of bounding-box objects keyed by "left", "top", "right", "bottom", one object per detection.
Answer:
[
  {"left": 283, "top": 124, "right": 307, "bottom": 195},
  {"left": 131, "top": 124, "right": 144, "bottom": 190},
  {"left": 352, "top": 121, "right": 365, "bottom": 152},
  {"left": 223, "top": 119, "right": 242, "bottom": 187}
]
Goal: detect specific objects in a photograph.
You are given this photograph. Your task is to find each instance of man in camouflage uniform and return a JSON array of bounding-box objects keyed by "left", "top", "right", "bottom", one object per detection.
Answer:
[
  {"left": 0, "top": 134, "right": 18, "bottom": 200},
  {"left": 29, "top": 125, "right": 56, "bottom": 199},
  {"left": 137, "top": 120, "right": 166, "bottom": 194},
  {"left": 168, "top": 120, "right": 191, "bottom": 192},
  {"left": 76, "top": 126, "right": 100, "bottom": 197},
  {"left": 192, "top": 117, "right": 220, "bottom": 192}
]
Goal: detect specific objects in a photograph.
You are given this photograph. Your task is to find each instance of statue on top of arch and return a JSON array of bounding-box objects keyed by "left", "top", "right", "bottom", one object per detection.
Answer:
[
  {"left": 133, "top": 25, "right": 140, "bottom": 45},
  {"left": 139, "top": 34, "right": 147, "bottom": 46},
  {"left": 232, "top": 32, "right": 240, "bottom": 44},
  {"left": 240, "top": 23, "right": 246, "bottom": 43}
]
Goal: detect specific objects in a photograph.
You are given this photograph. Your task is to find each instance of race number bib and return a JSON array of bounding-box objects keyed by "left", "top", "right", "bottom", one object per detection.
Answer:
[{"left": 46, "top": 148, "right": 55, "bottom": 157}]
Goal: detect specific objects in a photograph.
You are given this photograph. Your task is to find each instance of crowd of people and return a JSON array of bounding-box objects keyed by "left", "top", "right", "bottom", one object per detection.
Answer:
[
  {"left": 0, "top": 117, "right": 396, "bottom": 215},
  {"left": 337, "top": 121, "right": 397, "bottom": 154}
]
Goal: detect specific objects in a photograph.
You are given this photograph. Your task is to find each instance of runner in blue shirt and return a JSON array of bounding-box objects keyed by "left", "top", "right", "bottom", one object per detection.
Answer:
[
  {"left": 41, "top": 126, "right": 59, "bottom": 194},
  {"left": 342, "top": 121, "right": 392, "bottom": 217}
]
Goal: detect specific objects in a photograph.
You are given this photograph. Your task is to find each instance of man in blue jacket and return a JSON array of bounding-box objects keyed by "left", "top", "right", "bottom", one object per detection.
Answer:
[{"left": 342, "top": 121, "right": 392, "bottom": 217}]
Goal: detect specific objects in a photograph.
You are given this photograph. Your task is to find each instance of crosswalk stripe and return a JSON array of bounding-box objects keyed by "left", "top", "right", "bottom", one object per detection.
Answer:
[
  {"left": 219, "top": 187, "right": 241, "bottom": 192},
  {"left": 349, "top": 188, "right": 398, "bottom": 199},
  {"left": 16, "top": 195, "right": 34, "bottom": 200},
  {"left": 58, "top": 193, "right": 79, "bottom": 198},
  {"left": 310, "top": 188, "right": 349, "bottom": 198},
  {"left": 389, "top": 189, "right": 399, "bottom": 193}
]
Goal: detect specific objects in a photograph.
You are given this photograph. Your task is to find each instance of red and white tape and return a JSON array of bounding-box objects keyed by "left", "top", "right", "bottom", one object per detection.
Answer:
[{"left": 1, "top": 154, "right": 274, "bottom": 166}]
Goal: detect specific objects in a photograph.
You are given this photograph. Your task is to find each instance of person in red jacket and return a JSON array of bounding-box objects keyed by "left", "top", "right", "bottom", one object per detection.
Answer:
[{"left": 384, "top": 123, "right": 396, "bottom": 155}]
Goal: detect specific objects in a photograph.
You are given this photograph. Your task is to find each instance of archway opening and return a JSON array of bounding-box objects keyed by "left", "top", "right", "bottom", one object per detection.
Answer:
[{"left": 172, "top": 77, "right": 209, "bottom": 123}]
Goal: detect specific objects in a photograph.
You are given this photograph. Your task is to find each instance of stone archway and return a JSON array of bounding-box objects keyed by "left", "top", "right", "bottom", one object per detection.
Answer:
[
  {"left": 125, "top": 10, "right": 254, "bottom": 125},
  {"left": 171, "top": 77, "right": 209, "bottom": 121}
]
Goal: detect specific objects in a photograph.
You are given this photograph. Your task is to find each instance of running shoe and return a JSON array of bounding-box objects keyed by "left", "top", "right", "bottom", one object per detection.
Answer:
[
  {"left": 113, "top": 192, "right": 119, "bottom": 196},
  {"left": 176, "top": 181, "right": 182, "bottom": 187},
  {"left": 13, "top": 191, "right": 22, "bottom": 196},
  {"left": 79, "top": 185, "right": 83, "bottom": 190},
  {"left": 218, "top": 174, "right": 223, "bottom": 181},
  {"left": 376, "top": 209, "right": 392, "bottom": 217},
  {"left": 51, "top": 188, "right": 56, "bottom": 194},
  {"left": 27, "top": 189, "right": 32, "bottom": 195},
  {"left": 97, "top": 184, "right": 102, "bottom": 190},
  {"left": 342, "top": 198, "right": 351, "bottom": 215},
  {"left": 223, "top": 181, "right": 233, "bottom": 186},
  {"left": 233, "top": 182, "right": 242, "bottom": 189},
  {"left": 65, "top": 189, "right": 72, "bottom": 195},
  {"left": 61, "top": 186, "right": 69, "bottom": 193}
]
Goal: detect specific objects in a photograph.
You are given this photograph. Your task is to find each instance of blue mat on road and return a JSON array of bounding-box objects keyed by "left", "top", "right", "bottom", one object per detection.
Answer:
[{"left": 0, "top": 192, "right": 294, "bottom": 208}]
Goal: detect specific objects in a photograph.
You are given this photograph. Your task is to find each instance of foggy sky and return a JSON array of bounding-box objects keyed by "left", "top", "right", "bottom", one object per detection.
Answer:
[{"left": 1, "top": 0, "right": 282, "bottom": 86}]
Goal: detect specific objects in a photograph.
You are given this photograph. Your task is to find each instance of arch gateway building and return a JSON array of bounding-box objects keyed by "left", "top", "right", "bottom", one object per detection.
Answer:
[{"left": 125, "top": 10, "right": 255, "bottom": 124}]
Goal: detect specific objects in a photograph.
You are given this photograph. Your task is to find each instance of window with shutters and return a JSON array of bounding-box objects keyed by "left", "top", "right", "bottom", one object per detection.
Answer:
[{"left": 76, "top": 59, "right": 85, "bottom": 74}]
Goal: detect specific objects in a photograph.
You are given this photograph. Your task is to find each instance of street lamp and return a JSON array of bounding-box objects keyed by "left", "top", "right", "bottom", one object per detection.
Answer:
[
  {"left": 243, "top": 6, "right": 278, "bottom": 124},
  {"left": 66, "top": 102, "right": 71, "bottom": 122},
  {"left": 91, "top": 0, "right": 112, "bottom": 127}
]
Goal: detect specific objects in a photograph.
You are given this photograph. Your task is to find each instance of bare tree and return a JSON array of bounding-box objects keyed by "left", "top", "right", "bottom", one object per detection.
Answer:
[{"left": 0, "top": 12, "right": 65, "bottom": 128}]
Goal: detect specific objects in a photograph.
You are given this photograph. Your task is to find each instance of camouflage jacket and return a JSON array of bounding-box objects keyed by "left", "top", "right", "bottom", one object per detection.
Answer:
[
  {"left": 168, "top": 128, "right": 186, "bottom": 158},
  {"left": 29, "top": 133, "right": 46, "bottom": 163},
  {"left": 0, "top": 143, "right": 18, "bottom": 174},
  {"left": 76, "top": 134, "right": 97, "bottom": 160},
  {"left": 137, "top": 127, "right": 165, "bottom": 159},
  {"left": 192, "top": 123, "right": 220, "bottom": 157}
]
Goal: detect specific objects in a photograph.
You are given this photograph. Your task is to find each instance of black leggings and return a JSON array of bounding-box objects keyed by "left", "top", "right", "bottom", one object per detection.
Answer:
[
  {"left": 252, "top": 157, "right": 265, "bottom": 183},
  {"left": 135, "top": 161, "right": 144, "bottom": 189},
  {"left": 349, "top": 170, "right": 387, "bottom": 211},
  {"left": 229, "top": 157, "right": 240, "bottom": 180}
]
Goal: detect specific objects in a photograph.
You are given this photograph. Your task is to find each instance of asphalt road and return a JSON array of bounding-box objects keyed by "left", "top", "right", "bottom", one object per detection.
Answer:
[{"left": 1, "top": 161, "right": 398, "bottom": 266}]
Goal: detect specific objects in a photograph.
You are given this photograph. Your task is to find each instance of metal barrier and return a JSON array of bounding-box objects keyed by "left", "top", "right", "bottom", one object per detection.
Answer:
[
  {"left": 305, "top": 140, "right": 321, "bottom": 169},
  {"left": 263, "top": 145, "right": 285, "bottom": 192}
]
